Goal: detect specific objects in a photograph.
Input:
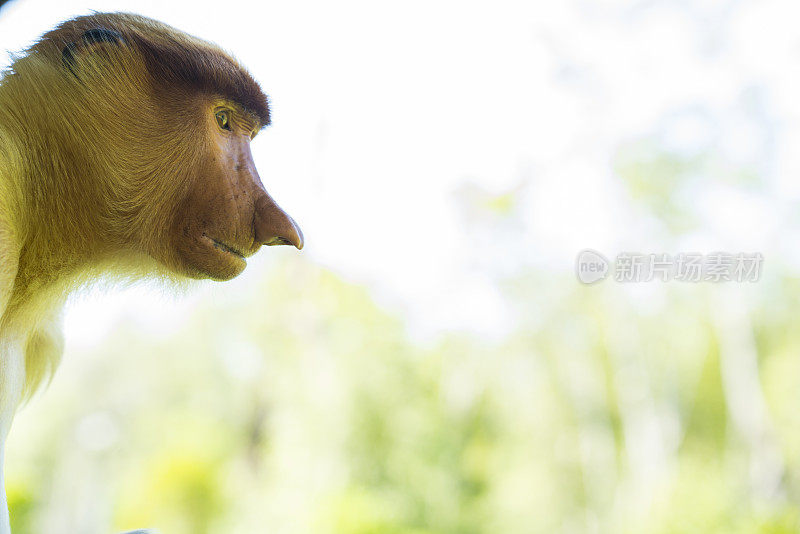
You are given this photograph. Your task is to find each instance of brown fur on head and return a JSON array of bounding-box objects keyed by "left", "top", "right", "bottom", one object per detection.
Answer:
[{"left": 0, "top": 12, "right": 302, "bottom": 288}]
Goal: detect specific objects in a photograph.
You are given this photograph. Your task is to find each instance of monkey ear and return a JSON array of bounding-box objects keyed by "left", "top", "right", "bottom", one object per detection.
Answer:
[{"left": 61, "top": 28, "right": 126, "bottom": 79}]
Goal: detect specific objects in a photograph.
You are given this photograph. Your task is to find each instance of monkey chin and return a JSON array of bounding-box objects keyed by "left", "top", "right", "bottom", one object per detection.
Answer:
[{"left": 178, "top": 234, "right": 249, "bottom": 281}]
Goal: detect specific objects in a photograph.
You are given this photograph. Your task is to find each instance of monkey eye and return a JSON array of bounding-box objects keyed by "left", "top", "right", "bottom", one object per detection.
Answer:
[{"left": 215, "top": 110, "right": 231, "bottom": 131}]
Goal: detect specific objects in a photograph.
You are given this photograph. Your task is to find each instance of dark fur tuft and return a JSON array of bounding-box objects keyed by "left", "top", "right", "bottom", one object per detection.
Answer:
[{"left": 82, "top": 28, "right": 125, "bottom": 46}]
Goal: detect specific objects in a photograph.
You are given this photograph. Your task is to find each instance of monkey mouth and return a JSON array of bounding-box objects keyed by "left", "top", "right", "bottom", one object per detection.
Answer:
[
  {"left": 202, "top": 234, "right": 246, "bottom": 260},
  {"left": 185, "top": 233, "right": 248, "bottom": 281}
]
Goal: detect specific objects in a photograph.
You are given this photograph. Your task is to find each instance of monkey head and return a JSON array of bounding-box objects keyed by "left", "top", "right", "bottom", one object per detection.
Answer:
[{"left": 10, "top": 14, "right": 303, "bottom": 283}]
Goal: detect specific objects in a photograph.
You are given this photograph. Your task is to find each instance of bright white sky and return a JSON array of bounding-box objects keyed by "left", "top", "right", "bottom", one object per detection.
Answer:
[{"left": 1, "top": 0, "right": 799, "bottom": 347}]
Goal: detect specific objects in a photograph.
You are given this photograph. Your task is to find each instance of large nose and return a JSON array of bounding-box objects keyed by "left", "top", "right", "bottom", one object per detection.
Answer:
[{"left": 253, "top": 193, "right": 304, "bottom": 249}]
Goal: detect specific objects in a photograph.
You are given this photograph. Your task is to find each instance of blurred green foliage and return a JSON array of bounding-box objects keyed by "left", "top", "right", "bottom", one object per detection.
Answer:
[
  {"left": 5, "top": 147, "right": 800, "bottom": 533},
  {"left": 6, "top": 253, "right": 800, "bottom": 534}
]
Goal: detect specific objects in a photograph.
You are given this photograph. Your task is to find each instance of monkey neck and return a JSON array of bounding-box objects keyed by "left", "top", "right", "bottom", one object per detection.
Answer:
[
  {"left": 10, "top": 147, "right": 111, "bottom": 266},
  {"left": 0, "top": 119, "right": 174, "bottom": 314},
  {"left": 0, "top": 125, "right": 131, "bottom": 310},
  {"left": 0, "top": 124, "right": 23, "bottom": 232}
]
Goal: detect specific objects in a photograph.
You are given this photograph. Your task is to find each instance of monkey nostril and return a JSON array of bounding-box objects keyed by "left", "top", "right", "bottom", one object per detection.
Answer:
[
  {"left": 265, "top": 237, "right": 293, "bottom": 246},
  {"left": 264, "top": 222, "right": 304, "bottom": 250}
]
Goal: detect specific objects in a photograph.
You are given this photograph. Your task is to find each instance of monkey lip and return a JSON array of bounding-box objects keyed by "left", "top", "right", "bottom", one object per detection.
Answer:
[{"left": 202, "top": 234, "right": 246, "bottom": 260}]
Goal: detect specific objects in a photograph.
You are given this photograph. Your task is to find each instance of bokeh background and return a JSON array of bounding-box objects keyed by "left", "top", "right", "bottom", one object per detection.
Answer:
[{"left": 2, "top": 0, "right": 800, "bottom": 532}]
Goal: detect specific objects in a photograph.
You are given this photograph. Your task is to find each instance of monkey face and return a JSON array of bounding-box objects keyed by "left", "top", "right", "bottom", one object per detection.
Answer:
[{"left": 167, "top": 104, "right": 303, "bottom": 281}]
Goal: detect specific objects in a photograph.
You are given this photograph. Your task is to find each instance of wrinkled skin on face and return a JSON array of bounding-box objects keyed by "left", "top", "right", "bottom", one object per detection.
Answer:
[{"left": 170, "top": 104, "right": 303, "bottom": 281}]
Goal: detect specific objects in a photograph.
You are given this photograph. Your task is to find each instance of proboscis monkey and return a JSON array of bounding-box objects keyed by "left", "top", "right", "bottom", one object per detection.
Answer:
[{"left": 0, "top": 13, "right": 303, "bottom": 532}]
